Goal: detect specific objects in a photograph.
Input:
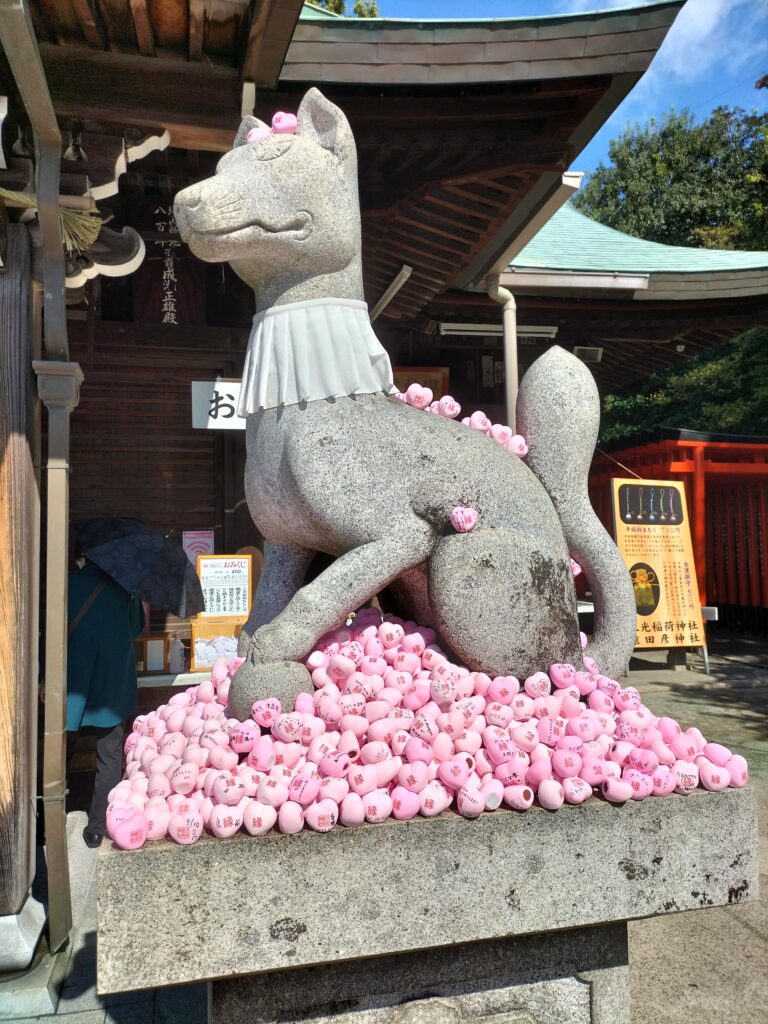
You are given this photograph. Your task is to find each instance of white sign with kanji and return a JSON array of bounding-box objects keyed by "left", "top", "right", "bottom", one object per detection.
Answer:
[
  {"left": 196, "top": 555, "right": 252, "bottom": 618},
  {"left": 191, "top": 380, "right": 246, "bottom": 430}
]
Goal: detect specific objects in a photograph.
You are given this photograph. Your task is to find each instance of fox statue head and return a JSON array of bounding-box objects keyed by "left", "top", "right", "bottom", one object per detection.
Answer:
[{"left": 174, "top": 88, "right": 363, "bottom": 308}]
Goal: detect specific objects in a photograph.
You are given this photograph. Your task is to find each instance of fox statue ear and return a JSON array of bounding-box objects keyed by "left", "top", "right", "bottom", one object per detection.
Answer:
[
  {"left": 297, "top": 88, "right": 356, "bottom": 167},
  {"left": 233, "top": 115, "right": 270, "bottom": 147}
]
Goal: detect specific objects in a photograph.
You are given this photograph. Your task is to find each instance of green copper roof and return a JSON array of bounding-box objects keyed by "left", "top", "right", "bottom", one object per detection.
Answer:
[
  {"left": 512, "top": 204, "right": 768, "bottom": 274},
  {"left": 298, "top": 0, "right": 682, "bottom": 28}
]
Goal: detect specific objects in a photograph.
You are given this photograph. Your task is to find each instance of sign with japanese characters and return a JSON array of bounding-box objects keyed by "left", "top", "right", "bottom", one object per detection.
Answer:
[
  {"left": 612, "top": 478, "right": 704, "bottom": 649},
  {"left": 196, "top": 555, "right": 252, "bottom": 618},
  {"left": 191, "top": 380, "right": 246, "bottom": 430}
]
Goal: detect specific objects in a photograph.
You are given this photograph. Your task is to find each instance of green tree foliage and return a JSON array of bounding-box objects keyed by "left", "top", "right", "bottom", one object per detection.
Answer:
[
  {"left": 308, "top": 0, "right": 379, "bottom": 15},
  {"left": 599, "top": 329, "right": 768, "bottom": 443},
  {"left": 573, "top": 107, "right": 768, "bottom": 251}
]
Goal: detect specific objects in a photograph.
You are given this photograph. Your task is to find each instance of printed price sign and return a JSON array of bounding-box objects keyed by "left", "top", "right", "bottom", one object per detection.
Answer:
[
  {"left": 612, "top": 479, "right": 704, "bottom": 649},
  {"left": 196, "top": 555, "right": 252, "bottom": 619}
]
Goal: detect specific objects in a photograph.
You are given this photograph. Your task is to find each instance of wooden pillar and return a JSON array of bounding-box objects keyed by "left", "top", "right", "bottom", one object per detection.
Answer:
[
  {"left": 692, "top": 445, "right": 707, "bottom": 605},
  {"left": 0, "top": 227, "right": 40, "bottom": 924}
]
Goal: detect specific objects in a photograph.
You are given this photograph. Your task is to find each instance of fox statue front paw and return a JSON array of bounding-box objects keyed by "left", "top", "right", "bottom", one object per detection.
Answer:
[{"left": 229, "top": 659, "right": 312, "bottom": 720}]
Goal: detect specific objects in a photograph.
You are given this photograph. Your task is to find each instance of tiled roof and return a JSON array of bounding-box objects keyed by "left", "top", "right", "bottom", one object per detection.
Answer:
[{"left": 512, "top": 203, "right": 768, "bottom": 274}]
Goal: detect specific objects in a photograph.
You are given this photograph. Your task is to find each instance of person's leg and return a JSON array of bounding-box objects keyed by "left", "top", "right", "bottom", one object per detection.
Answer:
[{"left": 86, "top": 722, "right": 125, "bottom": 841}]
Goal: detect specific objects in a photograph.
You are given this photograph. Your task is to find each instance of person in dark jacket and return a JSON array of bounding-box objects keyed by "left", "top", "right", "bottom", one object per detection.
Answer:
[{"left": 67, "top": 557, "right": 145, "bottom": 847}]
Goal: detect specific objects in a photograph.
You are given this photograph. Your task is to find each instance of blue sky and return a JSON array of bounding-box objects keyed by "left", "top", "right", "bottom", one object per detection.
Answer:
[{"left": 375, "top": 0, "right": 768, "bottom": 174}]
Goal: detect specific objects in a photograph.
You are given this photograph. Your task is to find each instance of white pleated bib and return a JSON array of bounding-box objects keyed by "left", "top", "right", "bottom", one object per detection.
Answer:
[{"left": 237, "top": 297, "right": 394, "bottom": 415}]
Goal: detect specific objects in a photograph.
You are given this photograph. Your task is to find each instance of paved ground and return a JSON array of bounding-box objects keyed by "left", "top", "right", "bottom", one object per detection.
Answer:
[{"left": 3, "top": 630, "right": 767, "bottom": 1023}]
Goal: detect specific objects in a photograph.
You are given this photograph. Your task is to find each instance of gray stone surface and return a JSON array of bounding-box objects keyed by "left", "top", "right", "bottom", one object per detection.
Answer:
[
  {"left": 174, "top": 85, "right": 645, "bottom": 707},
  {"left": 211, "top": 922, "right": 629, "bottom": 1023},
  {"left": 97, "top": 787, "right": 758, "bottom": 994},
  {"left": 517, "top": 347, "right": 637, "bottom": 679},
  {"left": 0, "top": 894, "right": 45, "bottom": 972}
]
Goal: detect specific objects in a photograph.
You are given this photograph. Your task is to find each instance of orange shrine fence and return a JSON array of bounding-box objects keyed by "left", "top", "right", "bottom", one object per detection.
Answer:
[{"left": 589, "top": 429, "right": 768, "bottom": 634}]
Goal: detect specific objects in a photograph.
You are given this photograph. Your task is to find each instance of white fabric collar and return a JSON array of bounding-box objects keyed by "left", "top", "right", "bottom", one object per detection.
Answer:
[{"left": 237, "top": 297, "right": 394, "bottom": 414}]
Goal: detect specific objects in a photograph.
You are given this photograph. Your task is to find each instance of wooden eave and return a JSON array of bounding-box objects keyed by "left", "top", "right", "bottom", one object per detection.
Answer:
[{"left": 14, "top": 0, "right": 685, "bottom": 323}]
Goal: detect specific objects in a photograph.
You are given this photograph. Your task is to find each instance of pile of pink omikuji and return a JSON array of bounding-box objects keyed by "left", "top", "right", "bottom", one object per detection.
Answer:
[
  {"left": 393, "top": 384, "right": 529, "bottom": 457},
  {"left": 106, "top": 607, "right": 749, "bottom": 850}
]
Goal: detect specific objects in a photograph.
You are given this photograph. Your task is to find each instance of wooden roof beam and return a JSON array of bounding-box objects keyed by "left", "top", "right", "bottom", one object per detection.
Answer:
[
  {"left": 189, "top": 0, "right": 204, "bottom": 61},
  {"left": 70, "top": 0, "right": 107, "bottom": 50},
  {"left": 129, "top": 0, "right": 155, "bottom": 57}
]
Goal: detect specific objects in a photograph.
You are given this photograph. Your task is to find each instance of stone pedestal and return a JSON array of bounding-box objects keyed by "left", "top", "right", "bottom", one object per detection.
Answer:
[
  {"left": 212, "top": 923, "right": 629, "bottom": 1023},
  {"left": 97, "top": 788, "right": 758, "bottom": 1023}
]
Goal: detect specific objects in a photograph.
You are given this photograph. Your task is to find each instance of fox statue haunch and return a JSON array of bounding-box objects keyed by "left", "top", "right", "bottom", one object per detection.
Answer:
[{"left": 174, "top": 88, "right": 636, "bottom": 718}]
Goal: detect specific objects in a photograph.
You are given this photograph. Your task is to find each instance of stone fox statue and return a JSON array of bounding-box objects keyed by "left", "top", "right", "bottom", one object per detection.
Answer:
[{"left": 174, "top": 88, "right": 635, "bottom": 718}]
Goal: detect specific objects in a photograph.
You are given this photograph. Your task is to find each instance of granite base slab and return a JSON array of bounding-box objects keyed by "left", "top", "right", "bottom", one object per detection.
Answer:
[
  {"left": 211, "top": 922, "right": 629, "bottom": 1024},
  {"left": 0, "top": 895, "right": 45, "bottom": 972},
  {"left": 97, "top": 788, "right": 758, "bottom": 995}
]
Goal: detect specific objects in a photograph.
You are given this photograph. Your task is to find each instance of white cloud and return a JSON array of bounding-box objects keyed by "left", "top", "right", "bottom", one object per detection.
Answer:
[
  {"left": 558, "top": 0, "right": 768, "bottom": 86},
  {"left": 652, "top": 0, "right": 768, "bottom": 83}
]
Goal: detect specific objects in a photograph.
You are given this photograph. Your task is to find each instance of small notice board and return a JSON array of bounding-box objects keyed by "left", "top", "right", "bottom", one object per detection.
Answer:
[
  {"left": 197, "top": 554, "right": 252, "bottom": 618},
  {"left": 190, "top": 555, "right": 253, "bottom": 671},
  {"left": 612, "top": 479, "right": 704, "bottom": 650}
]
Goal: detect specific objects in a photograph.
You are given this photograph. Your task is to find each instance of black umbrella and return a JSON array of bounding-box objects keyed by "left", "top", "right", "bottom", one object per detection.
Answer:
[{"left": 73, "top": 517, "right": 206, "bottom": 618}]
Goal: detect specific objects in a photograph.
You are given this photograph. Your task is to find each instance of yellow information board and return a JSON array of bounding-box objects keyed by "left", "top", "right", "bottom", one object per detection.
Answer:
[{"left": 611, "top": 478, "right": 704, "bottom": 650}]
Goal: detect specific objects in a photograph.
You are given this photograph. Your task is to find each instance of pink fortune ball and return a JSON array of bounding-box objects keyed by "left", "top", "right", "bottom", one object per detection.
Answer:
[
  {"left": 167, "top": 812, "right": 204, "bottom": 845},
  {"left": 211, "top": 773, "right": 246, "bottom": 806},
  {"left": 170, "top": 762, "right": 199, "bottom": 796},
  {"left": 304, "top": 799, "right": 339, "bottom": 832},
  {"left": 450, "top": 506, "right": 478, "bottom": 533},
  {"left": 390, "top": 785, "right": 420, "bottom": 820},
  {"left": 405, "top": 383, "right": 433, "bottom": 409},
  {"left": 673, "top": 760, "right": 699, "bottom": 795},
  {"left": 622, "top": 768, "right": 654, "bottom": 800},
  {"left": 699, "top": 760, "right": 731, "bottom": 792},
  {"left": 480, "top": 777, "right": 504, "bottom": 810},
  {"left": 436, "top": 755, "right": 471, "bottom": 791},
  {"left": 549, "top": 663, "right": 576, "bottom": 689},
  {"left": 348, "top": 763, "right": 379, "bottom": 796},
  {"left": 363, "top": 790, "right": 393, "bottom": 824},
  {"left": 289, "top": 772, "right": 322, "bottom": 807},
  {"left": 506, "top": 434, "right": 528, "bottom": 456},
  {"left": 257, "top": 776, "right": 289, "bottom": 808},
  {"left": 703, "top": 742, "right": 732, "bottom": 768},
  {"left": 601, "top": 778, "right": 634, "bottom": 804},
  {"left": 725, "top": 754, "right": 748, "bottom": 788},
  {"left": 340, "top": 792, "right": 366, "bottom": 827},
  {"left": 145, "top": 802, "right": 172, "bottom": 841},
  {"left": 537, "top": 778, "right": 565, "bottom": 810},
  {"left": 209, "top": 804, "right": 243, "bottom": 838},
  {"left": 503, "top": 784, "right": 534, "bottom": 811},
  {"left": 456, "top": 784, "right": 483, "bottom": 819},
  {"left": 112, "top": 813, "right": 149, "bottom": 851},
  {"left": 278, "top": 801, "right": 305, "bottom": 835},
  {"left": 246, "top": 125, "right": 271, "bottom": 143},
  {"left": 242, "top": 799, "right": 277, "bottom": 836},
  {"left": 319, "top": 776, "right": 349, "bottom": 803},
  {"left": 562, "top": 777, "right": 592, "bottom": 805},
  {"left": 438, "top": 395, "right": 461, "bottom": 418},
  {"left": 208, "top": 746, "right": 238, "bottom": 772},
  {"left": 106, "top": 802, "right": 135, "bottom": 839}
]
